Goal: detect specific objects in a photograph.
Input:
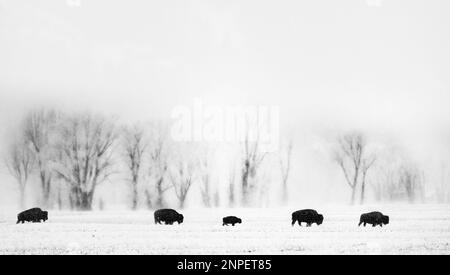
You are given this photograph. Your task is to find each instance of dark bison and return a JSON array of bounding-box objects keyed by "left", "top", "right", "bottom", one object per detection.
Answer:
[
  {"left": 292, "top": 209, "right": 324, "bottom": 227},
  {"left": 359, "top": 211, "right": 389, "bottom": 227},
  {"left": 17, "top": 208, "right": 48, "bottom": 224},
  {"left": 223, "top": 216, "right": 242, "bottom": 226},
  {"left": 154, "top": 209, "right": 184, "bottom": 225}
]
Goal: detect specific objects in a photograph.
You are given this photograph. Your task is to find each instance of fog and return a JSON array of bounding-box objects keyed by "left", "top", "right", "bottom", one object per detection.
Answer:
[{"left": 0, "top": 0, "right": 449, "bottom": 209}]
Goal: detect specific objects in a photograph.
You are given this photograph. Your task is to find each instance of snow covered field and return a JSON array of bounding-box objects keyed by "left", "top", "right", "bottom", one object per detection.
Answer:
[{"left": 0, "top": 204, "right": 449, "bottom": 255}]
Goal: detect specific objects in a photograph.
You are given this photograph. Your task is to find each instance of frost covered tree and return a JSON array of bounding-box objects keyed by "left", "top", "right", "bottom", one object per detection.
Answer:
[
  {"left": 122, "top": 125, "right": 147, "bottom": 210},
  {"left": 147, "top": 124, "right": 170, "bottom": 209},
  {"left": 279, "top": 140, "right": 293, "bottom": 204},
  {"left": 334, "top": 132, "right": 375, "bottom": 205},
  {"left": 436, "top": 161, "right": 450, "bottom": 203},
  {"left": 370, "top": 144, "right": 403, "bottom": 202},
  {"left": 23, "top": 110, "right": 57, "bottom": 207},
  {"left": 4, "top": 137, "right": 35, "bottom": 209},
  {"left": 228, "top": 164, "right": 236, "bottom": 208},
  {"left": 399, "top": 163, "right": 424, "bottom": 203},
  {"left": 241, "top": 132, "right": 266, "bottom": 206},
  {"left": 54, "top": 113, "right": 117, "bottom": 210},
  {"left": 370, "top": 143, "right": 428, "bottom": 203},
  {"left": 198, "top": 146, "right": 214, "bottom": 208},
  {"left": 170, "top": 160, "right": 195, "bottom": 209},
  {"left": 360, "top": 156, "right": 376, "bottom": 204},
  {"left": 199, "top": 156, "right": 211, "bottom": 207}
]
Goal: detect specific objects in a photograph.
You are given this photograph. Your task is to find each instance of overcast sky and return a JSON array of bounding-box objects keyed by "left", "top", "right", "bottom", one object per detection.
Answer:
[
  {"left": 0, "top": 0, "right": 449, "bottom": 206},
  {"left": 1, "top": 0, "right": 449, "bottom": 128}
]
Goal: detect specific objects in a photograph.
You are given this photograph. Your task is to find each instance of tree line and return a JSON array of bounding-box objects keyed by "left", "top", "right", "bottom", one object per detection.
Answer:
[
  {"left": 3, "top": 109, "right": 285, "bottom": 210},
  {"left": 3, "top": 109, "right": 449, "bottom": 210}
]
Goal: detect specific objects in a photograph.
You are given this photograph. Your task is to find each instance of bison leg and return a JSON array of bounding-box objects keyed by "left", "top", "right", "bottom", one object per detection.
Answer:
[
  {"left": 232, "top": 223, "right": 235, "bottom": 226},
  {"left": 307, "top": 223, "right": 312, "bottom": 227},
  {"left": 364, "top": 223, "right": 366, "bottom": 227}
]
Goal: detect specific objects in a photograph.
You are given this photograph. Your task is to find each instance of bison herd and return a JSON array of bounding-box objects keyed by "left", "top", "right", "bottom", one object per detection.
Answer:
[{"left": 16, "top": 207, "right": 390, "bottom": 228}]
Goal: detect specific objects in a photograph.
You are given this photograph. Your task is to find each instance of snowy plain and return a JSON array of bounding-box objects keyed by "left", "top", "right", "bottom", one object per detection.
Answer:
[{"left": 0, "top": 204, "right": 449, "bottom": 255}]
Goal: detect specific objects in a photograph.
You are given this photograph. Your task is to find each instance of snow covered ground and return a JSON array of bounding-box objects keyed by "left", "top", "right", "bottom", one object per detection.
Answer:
[{"left": 0, "top": 204, "right": 449, "bottom": 255}]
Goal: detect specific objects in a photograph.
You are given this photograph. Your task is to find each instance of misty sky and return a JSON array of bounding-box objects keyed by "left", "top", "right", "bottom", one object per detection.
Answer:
[
  {"left": 1, "top": 0, "right": 449, "bottom": 126},
  {"left": 0, "top": 0, "right": 449, "bottom": 206}
]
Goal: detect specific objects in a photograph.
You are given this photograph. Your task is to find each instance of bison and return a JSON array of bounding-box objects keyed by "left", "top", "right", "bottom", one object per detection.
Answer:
[
  {"left": 154, "top": 209, "right": 184, "bottom": 225},
  {"left": 222, "top": 216, "right": 242, "bottom": 226},
  {"left": 359, "top": 211, "right": 389, "bottom": 227},
  {"left": 292, "top": 209, "right": 324, "bottom": 227},
  {"left": 17, "top": 208, "right": 48, "bottom": 224}
]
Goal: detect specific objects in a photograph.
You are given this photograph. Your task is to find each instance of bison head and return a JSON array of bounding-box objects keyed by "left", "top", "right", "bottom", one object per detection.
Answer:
[
  {"left": 42, "top": 211, "right": 48, "bottom": 222},
  {"left": 382, "top": 215, "right": 389, "bottom": 225},
  {"left": 237, "top": 218, "right": 242, "bottom": 224},
  {"left": 177, "top": 214, "right": 184, "bottom": 224},
  {"left": 317, "top": 214, "right": 324, "bottom": 225}
]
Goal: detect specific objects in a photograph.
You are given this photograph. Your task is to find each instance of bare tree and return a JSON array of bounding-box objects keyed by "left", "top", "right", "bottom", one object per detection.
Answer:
[
  {"left": 399, "top": 163, "right": 423, "bottom": 203},
  {"left": 54, "top": 114, "right": 117, "bottom": 210},
  {"left": 147, "top": 126, "right": 170, "bottom": 209},
  {"left": 55, "top": 180, "right": 65, "bottom": 210},
  {"left": 370, "top": 143, "right": 420, "bottom": 203},
  {"left": 228, "top": 164, "right": 236, "bottom": 208},
  {"left": 4, "top": 138, "right": 35, "bottom": 209},
  {"left": 436, "top": 161, "right": 450, "bottom": 203},
  {"left": 23, "top": 110, "right": 57, "bottom": 207},
  {"left": 199, "top": 166, "right": 211, "bottom": 207},
  {"left": 241, "top": 132, "right": 267, "bottom": 206},
  {"left": 279, "top": 140, "right": 293, "bottom": 204},
  {"left": 123, "top": 125, "right": 147, "bottom": 210},
  {"left": 198, "top": 149, "right": 212, "bottom": 207},
  {"left": 372, "top": 163, "right": 397, "bottom": 202},
  {"left": 213, "top": 189, "right": 220, "bottom": 207},
  {"left": 170, "top": 160, "right": 195, "bottom": 209},
  {"left": 334, "top": 133, "right": 373, "bottom": 205},
  {"left": 360, "top": 156, "right": 376, "bottom": 204}
]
